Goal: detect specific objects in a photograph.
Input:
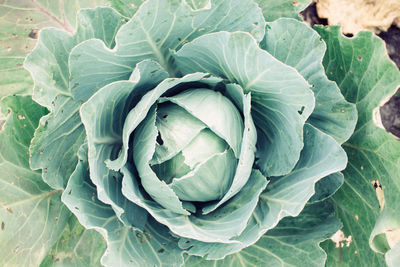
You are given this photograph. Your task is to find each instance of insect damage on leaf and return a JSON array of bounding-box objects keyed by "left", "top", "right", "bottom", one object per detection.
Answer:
[
  {"left": 331, "top": 230, "right": 353, "bottom": 248},
  {"left": 371, "top": 180, "right": 385, "bottom": 210}
]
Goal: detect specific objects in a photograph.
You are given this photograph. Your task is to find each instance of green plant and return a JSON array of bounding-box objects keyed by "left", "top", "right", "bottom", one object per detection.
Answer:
[{"left": 0, "top": 0, "right": 399, "bottom": 266}]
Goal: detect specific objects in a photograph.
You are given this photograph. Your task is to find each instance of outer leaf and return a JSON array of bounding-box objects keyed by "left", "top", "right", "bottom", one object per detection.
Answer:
[
  {"left": 26, "top": 7, "right": 126, "bottom": 189},
  {"left": 0, "top": 0, "right": 102, "bottom": 97},
  {"left": 79, "top": 60, "right": 170, "bottom": 227},
  {"left": 261, "top": 18, "right": 357, "bottom": 144},
  {"left": 68, "top": 0, "right": 266, "bottom": 96},
  {"left": 179, "top": 124, "right": 347, "bottom": 259},
  {"left": 315, "top": 26, "right": 400, "bottom": 266},
  {"left": 183, "top": 200, "right": 341, "bottom": 267},
  {"left": 309, "top": 172, "right": 344, "bottom": 204},
  {"left": 174, "top": 31, "right": 315, "bottom": 177},
  {"left": 254, "top": 0, "right": 312, "bottom": 22},
  {"left": 61, "top": 143, "right": 184, "bottom": 267},
  {"left": 122, "top": 166, "right": 268, "bottom": 244},
  {"left": 185, "top": 0, "right": 210, "bottom": 9},
  {"left": 25, "top": 7, "right": 126, "bottom": 108},
  {"left": 386, "top": 241, "right": 400, "bottom": 267},
  {"left": 108, "top": 0, "right": 146, "bottom": 17},
  {"left": 0, "top": 95, "right": 69, "bottom": 266},
  {"left": 39, "top": 216, "right": 106, "bottom": 267}
]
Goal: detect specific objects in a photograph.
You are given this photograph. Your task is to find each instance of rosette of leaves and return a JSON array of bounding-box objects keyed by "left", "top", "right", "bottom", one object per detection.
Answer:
[{"left": 1, "top": 0, "right": 399, "bottom": 266}]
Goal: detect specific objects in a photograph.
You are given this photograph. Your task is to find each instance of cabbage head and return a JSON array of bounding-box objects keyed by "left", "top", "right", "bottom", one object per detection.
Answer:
[{"left": 9, "top": 0, "right": 397, "bottom": 266}]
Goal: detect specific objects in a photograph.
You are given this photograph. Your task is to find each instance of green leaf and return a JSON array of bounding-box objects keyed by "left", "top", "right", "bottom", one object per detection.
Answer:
[
  {"left": 122, "top": 166, "right": 268, "bottom": 245},
  {"left": 201, "top": 84, "right": 257, "bottom": 214},
  {"left": 26, "top": 7, "right": 126, "bottom": 190},
  {"left": 0, "top": 0, "right": 103, "bottom": 97},
  {"left": 254, "top": 0, "right": 312, "bottom": 22},
  {"left": 68, "top": 0, "right": 266, "bottom": 91},
  {"left": 150, "top": 102, "right": 207, "bottom": 165},
  {"left": 132, "top": 104, "right": 190, "bottom": 215},
  {"left": 309, "top": 172, "right": 344, "bottom": 204},
  {"left": 183, "top": 200, "right": 341, "bottom": 267},
  {"left": 261, "top": 18, "right": 357, "bottom": 144},
  {"left": 162, "top": 89, "right": 244, "bottom": 158},
  {"left": 39, "top": 216, "right": 106, "bottom": 267},
  {"left": 179, "top": 124, "right": 347, "bottom": 259},
  {"left": 80, "top": 60, "right": 170, "bottom": 227},
  {"left": 386, "top": 241, "right": 400, "bottom": 267},
  {"left": 174, "top": 31, "right": 315, "bottom": 177},
  {"left": 108, "top": 0, "right": 145, "bottom": 17},
  {"left": 25, "top": 7, "right": 126, "bottom": 108},
  {"left": 170, "top": 147, "right": 237, "bottom": 202},
  {"left": 315, "top": 25, "right": 400, "bottom": 266},
  {"left": 185, "top": 0, "right": 210, "bottom": 9},
  {"left": 29, "top": 96, "right": 86, "bottom": 189},
  {"left": 0, "top": 95, "right": 70, "bottom": 266},
  {"left": 61, "top": 144, "right": 184, "bottom": 267},
  {"left": 106, "top": 72, "right": 220, "bottom": 172}
]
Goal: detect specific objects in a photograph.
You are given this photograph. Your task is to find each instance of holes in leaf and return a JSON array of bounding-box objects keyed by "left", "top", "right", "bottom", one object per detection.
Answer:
[
  {"left": 330, "top": 230, "right": 352, "bottom": 248},
  {"left": 28, "top": 29, "right": 39, "bottom": 39},
  {"left": 156, "top": 131, "right": 164, "bottom": 145},
  {"left": 298, "top": 106, "right": 305, "bottom": 115},
  {"left": 371, "top": 180, "right": 385, "bottom": 210}
]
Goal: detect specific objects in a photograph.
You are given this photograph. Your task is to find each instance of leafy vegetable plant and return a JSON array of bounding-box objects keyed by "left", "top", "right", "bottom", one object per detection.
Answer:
[{"left": 0, "top": 0, "right": 399, "bottom": 266}]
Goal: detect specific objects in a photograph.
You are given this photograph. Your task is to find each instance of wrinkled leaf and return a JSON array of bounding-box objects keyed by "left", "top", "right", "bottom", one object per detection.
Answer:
[
  {"left": 174, "top": 31, "right": 315, "bottom": 177},
  {"left": 183, "top": 200, "right": 341, "bottom": 266},
  {"left": 0, "top": 95, "right": 69, "bottom": 266},
  {"left": 39, "top": 216, "right": 106, "bottom": 267},
  {"left": 261, "top": 18, "right": 357, "bottom": 144},
  {"left": 0, "top": 0, "right": 103, "bottom": 97},
  {"left": 316, "top": 25, "right": 400, "bottom": 266},
  {"left": 108, "top": 0, "right": 145, "bottom": 17},
  {"left": 180, "top": 124, "right": 347, "bottom": 259},
  {"left": 68, "top": 0, "right": 266, "bottom": 96},
  {"left": 26, "top": 7, "right": 125, "bottom": 189},
  {"left": 254, "top": 0, "right": 312, "bottom": 22},
  {"left": 62, "top": 143, "right": 184, "bottom": 267}
]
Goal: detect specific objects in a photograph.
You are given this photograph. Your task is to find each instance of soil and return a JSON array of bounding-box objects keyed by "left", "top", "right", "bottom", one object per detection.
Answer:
[{"left": 302, "top": 3, "right": 400, "bottom": 138}]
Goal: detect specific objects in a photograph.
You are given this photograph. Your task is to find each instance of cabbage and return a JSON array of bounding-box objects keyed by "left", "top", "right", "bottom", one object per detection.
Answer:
[{"left": 1, "top": 1, "right": 399, "bottom": 266}]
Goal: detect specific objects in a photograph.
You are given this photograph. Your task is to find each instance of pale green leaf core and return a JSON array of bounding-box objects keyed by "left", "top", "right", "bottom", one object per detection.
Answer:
[{"left": 138, "top": 89, "right": 243, "bottom": 203}]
